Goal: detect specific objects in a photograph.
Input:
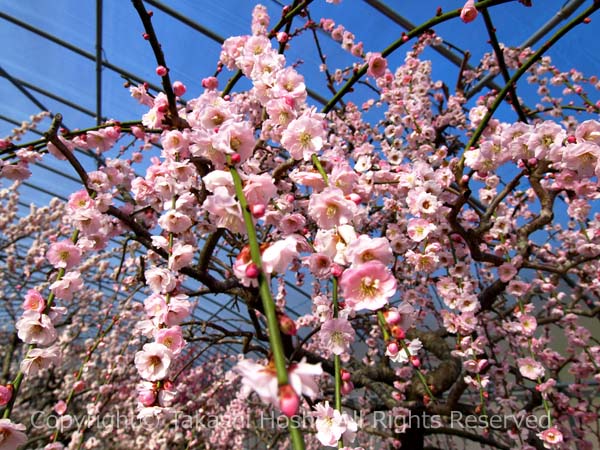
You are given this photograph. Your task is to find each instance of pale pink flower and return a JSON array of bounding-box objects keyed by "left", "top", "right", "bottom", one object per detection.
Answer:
[
  {"left": 407, "top": 218, "right": 437, "bottom": 242},
  {"left": 339, "top": 260, "right": 397, "bottom": 311},
  {"left": 537, "top": 427, "right": 563, "bottom": 448},
  {"left": 518, "top": 357, "right": 545, "bottom": 380},
  {"left": 23, "top": 289, "right": 45, "bottom": 313},
  {"left": 158, "top": 210, "right": 192, "bottom": 234},
  {"left": 460, "top": 0, "right": 478, "bottom": 23},
  {"left": 145, "top": 267, "right": 177, "bottom": 293},
  {"left": 519, "top": 315, "right": 537, "bottom": 336},
  {"left": 261, "top": 235, "right": 302, "bottom": 274},
  {"left": 46, "top": 240, "right": 81, "bottom": 269},
  {"left": 279, "top": 213, "right": 306, "bottom": 235},
  {"left": 144, "top": 294, "right": 167, "bottom": 319},
  {"left": 49, "top": 271, "right": 83, "bottom": 301},
  {"left": 134, "top": 343, "right": 173, "bottom": 381},
  {"left": 313, "top": 402, "right": 348, "bottom": 446},
  {"left": 306, "top": 253, "right": 333, "bottom": 279},
  {"left": 498, "top": 262, "right": 517, "bottom": 282},
  {"left": 287, "top": 358, "right": 323, "bottom": 400},
  {"left": 16, "top": 311, "right": 57, "bottom": 346},
  {"left": 0, "top": 419, "right": 27, "bottom": 450},
  {"left": 281, "top": 114, "right": 326, "bottom": 160},
  {"left": 235, "top": 359, "right": 279, "bottom": 405},
  {"left": 345, "top": 235, "right": 394, "bottom": 267},
  {"left": 308, "top": 187, "right": 358, "bottom": 230},
  {"left": 271, "top": 67, "right": 307, "bottom": 102},
  {"left": 162, "top": 295, "right": 192, "bottom": 326},
  {"left": 575, "top": 119, "right": 600, "bottom": 144},
  {"left": 212, "top": 121, "right": 256, "bottom": 163},
  {"left": 234, "top": 358, "right": 322, "bottom": 408},
  {"left": 169, "top": 243, "right": 194, "bottom": 271},
  {"left": 154, "top": 326, "right": 185, "bottom": 355},
  {"left": 366, "top": 52, "right": 387, "bottom": 79},
  {"left": 562, "top": 142, "right": 600, "bottom": 177},
  {"left": 319, "top": 318, "right": 355, "bottom": 355},
  {"left": 243, "top": 173, "right": 278, "bottom": 208},
  {"left": 20, "top": 345, "right": 60, "bottom": 376}
]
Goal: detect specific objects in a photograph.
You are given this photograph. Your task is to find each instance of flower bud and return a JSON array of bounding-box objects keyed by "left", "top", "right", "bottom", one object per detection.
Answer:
[
  {"left": 172, "top": 81, "right": 186, "bottom": 97},
  {"left": 386, "top": 341, "right": 399, "bottom": 356},
  {"left": 245, "top": 263, "right": 259, "bottom": 279},
  {"left": 341, "top": 380, "right": 354, "bottom": 395},
  {"left": 278, "top": 313, "right": 297, "bottom": 336},
  {"left": 250, "top": 204, "right": 266, "bottom": 218},
  {"left": 0, "top": 384, "right": 13, "bottom": 407},
  {"left": 156, "top": 65, "right": 168, "bottom": 77},
  {"left": 278, "top": 384, "right": 300, "bottom": 417}
]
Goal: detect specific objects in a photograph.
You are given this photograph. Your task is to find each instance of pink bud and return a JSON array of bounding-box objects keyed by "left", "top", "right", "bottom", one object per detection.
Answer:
[
  {"left": 245, "top": 263, "right": 259, "bottom": 278},
  {"left": 278, "top": 313, "right": 297, "bottom": 336},
  {"left": 230, "top": 153, "right": 241, "bottom": 164},
  {"left": 54, "top": 400, "right": 67, "bottom": 416},
  {"left": 346, "top": 193, "right": 362, "bottom": 205},
  {"left": 201, "top": 76, "right": 218, "bottom": 90},
  {"left": 341, "top": 369, "right": 351, "bottom": 382},
  {"left": 285, "top": 194, "right": 295, "bottom": 203},
  {"left": 0, "top": 385, "right": 12, "bottom": 407},
  {"left": 276, "top": 32, "right": 289, "bottom": 43},
  {"left": 138, "top": 389, "right": 156, "bottom": 407},
  {"left": 156, "top": 65, "right": 168, "bottom": 77},
  {"left": 250, "top": 204, "right": 266, "bottom": 218},
  {"left": 410, "top": 356, "right": 421, "bottom": 367},
  {"left": 73, "top": 380, "right": 85, "bottom": 393},
  {"left": 279, "top": 384, "right": 300, "bottom": 417},
  {"left": 390, "top": 325, "right": 405, "bottom": 340},
  {"left": 460, "top": 0, "right": 478, "bottom": 23},
  {"left": 386, "top": 341, "right": 399, "bottom": 356},
  {"left": 331, "top": 264, "right": 344, "bottom": 278},
  {"left": 284, "top": 96, "right": 295, "bottom": 108},
  {"left": 567, "top": 135, "right": 577, "bottom": 144},
  {"left": 384, "top": 310, "right": 401, "bottom": 326},
  {"left": 172, "top": 81, "right": 186, "bottom": 97},
  {"left": 341, "top": 380, "right": 354, "bottom": 395}
]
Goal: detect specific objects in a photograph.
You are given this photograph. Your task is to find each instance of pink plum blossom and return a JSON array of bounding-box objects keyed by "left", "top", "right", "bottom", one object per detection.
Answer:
[
  {"left": 537, "top": 427, "right": 563, "bottom": 448},
  {"left": 154, "top": 326, "right": 185, "bottom": 355},
  {"left": 308, "top": 187, "right": 358, "bottom": 230},
  {"left": 49, "top": 271, "right": 83, "bottom": 301},
  {"left": 366, "top": 52, "right": 387, "bottom": 79},
  {"left": 407, "top": 218, "right": 437, "bottom": 242},
  {"left": 319, "top": 318, "right": 355, "bottom": 355},
  {"left": 281, "top": 114, "right": 326, "bottom": 161},
  {"left": 339, "top": 260, "right": 397, "bottom": 311},
  {"left": 345, "top": 235, "right": 394, "bottom": 267},
  {"left": 0, "top": 419, "right": 27, "bottom": 449},
  {"left": 20, "top": 345, "right": 60, "bottom": 376},
  {"left": 145, "top": 267, "right": 177, "bottom": 293},
  {"left": 46, "top": 240, "right": 81, "bottom": 269},
  {"left": 518, "top": 357, "right": 545, "bottom": 380},
  {"left": 23, "top": 289, "right": 45, "bottom": 313},
  {"left": 16, "top": 311, "right": 57, "bottom": 346},
  {"left": 134, "top": 343, "right": 173, "bottom": 381}
]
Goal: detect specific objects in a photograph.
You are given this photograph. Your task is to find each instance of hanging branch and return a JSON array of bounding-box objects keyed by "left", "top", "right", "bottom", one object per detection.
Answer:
[
  {"left": 480, "top": 7, "right": 529, "bottom": 123},
  {"left": 131, "top": 0, "right": 188, "bottom": 129}
]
